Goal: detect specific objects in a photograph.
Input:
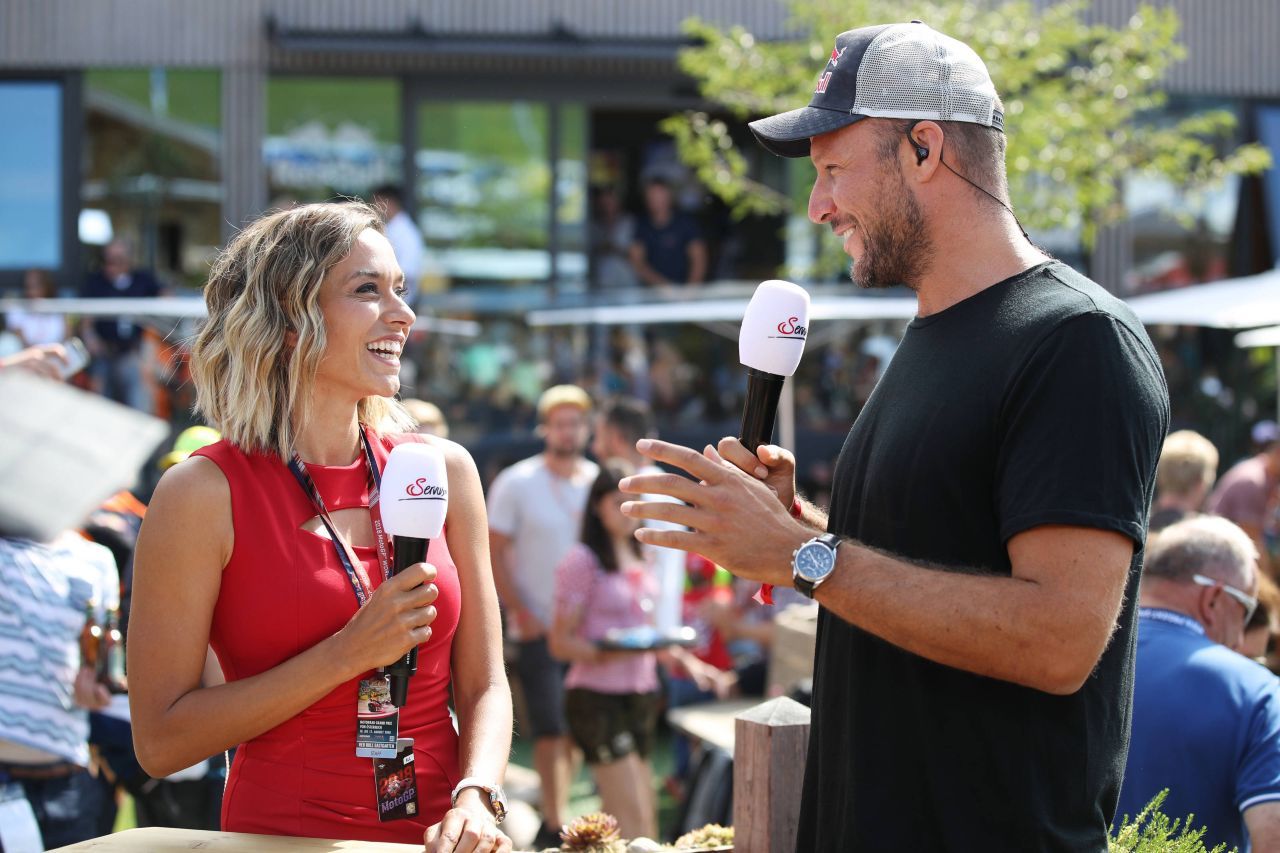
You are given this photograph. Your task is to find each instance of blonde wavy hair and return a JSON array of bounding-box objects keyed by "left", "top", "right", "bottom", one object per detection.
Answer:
[{"left": 190, "top": 201, "right": 413, "bottom": 458}]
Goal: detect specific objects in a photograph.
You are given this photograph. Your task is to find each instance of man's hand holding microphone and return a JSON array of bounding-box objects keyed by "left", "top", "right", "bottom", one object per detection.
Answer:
[{"left": 620, "top": 280, "right": 820, "bottom": 589}]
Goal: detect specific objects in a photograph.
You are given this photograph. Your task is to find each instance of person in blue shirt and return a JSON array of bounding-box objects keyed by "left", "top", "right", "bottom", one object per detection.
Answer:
[
  {"left": 628, "top": 175, "right": 706, "bottom": 289},
  {"left": 1118, "top": 515, "right": 1280, "bottom": 851},
  {"left": 79, "top": 239, "right": 165, "bottom": 412}
]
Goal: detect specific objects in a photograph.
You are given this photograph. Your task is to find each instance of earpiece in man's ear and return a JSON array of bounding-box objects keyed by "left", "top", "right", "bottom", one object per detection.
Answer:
[{"left": 908, "top": 132, "right": 929, "bottom": 165}]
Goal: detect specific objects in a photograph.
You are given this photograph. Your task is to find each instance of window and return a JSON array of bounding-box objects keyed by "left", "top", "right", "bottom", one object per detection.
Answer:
[
  {"left": 0, "top": 82, "right": 62, "bottom": 269},
  {"left": 416, "top": 100, "right": 555, "bottom": 286},
  {"left": 265, "top": 77, "right": 401, "bottom": 204},
  {"left": 84, "top": 69, "right": 222, "bottom": 285},
  {"left": 1123, "top": 98, "right": 1244, "bottom": 294}
]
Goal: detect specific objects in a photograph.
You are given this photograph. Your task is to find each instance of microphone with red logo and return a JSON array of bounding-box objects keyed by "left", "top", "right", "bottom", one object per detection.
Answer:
[
  {"left": 739, "top": 279, "right": 810, "bottom": 453},
  {"left": 379, "top": 442, "right": 449, "bottom": 709},
  {"left": 738, "top": 280, "right": 810, "bottom": 605}
]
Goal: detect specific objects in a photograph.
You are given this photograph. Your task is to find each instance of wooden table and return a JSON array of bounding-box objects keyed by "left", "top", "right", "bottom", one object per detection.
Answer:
[
  {"left": 50, "top": 827, "right": 424, "bottom": 852},
  {"left": 665, "top": 697, "right": 759, "bottom": 756}
]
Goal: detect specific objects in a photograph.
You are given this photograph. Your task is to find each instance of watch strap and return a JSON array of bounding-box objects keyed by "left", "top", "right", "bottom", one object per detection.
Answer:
[{"left": 450, "top": 777, "right": 507, "bottom": 823}]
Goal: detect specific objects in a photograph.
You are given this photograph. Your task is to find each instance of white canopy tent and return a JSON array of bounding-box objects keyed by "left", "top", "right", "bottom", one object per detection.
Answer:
[
  {"left": 528, "top": 289, "right": 919, "bottom": 450},
  {"left": 1123, "top": 267, "right": 1280, "bottom": 329},
  {"left": 1237, "top": 326, "right": 1280, "bottom": 349},
  {"left": 1235, "top": 325, "right": 1280, "bottom": 420},
  {"left": 1125, "top": 267, "right": 1280, "bottom": 419},
  {"left": 0, "top": 297, "right": 481, "bottom": 336}
]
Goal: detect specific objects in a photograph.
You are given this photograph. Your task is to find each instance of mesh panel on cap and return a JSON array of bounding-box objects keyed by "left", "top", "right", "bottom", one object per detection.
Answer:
[{"left": 852, "top": 25, "right": 997, "bottom": 126}]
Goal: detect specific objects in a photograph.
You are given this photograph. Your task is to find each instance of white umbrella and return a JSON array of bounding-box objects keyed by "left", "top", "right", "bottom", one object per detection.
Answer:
[
  {"left": 1124, "top": 267, "right": 1280, "bottom": 329},
  {"left": 1126, "top": 268, "right": 1280, "bottom": 420},
  {"left": 1236, "top": 326, "right": 1280, "bottom": 348}
]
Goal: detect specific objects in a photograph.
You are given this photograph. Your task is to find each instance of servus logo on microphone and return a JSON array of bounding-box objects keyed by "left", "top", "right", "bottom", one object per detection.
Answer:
[
  {"left": 402, "top": 478, "right": 447, "bottom": 502},
  {"left": 772, "top": 317, "right": 807, "bottom": 341}
]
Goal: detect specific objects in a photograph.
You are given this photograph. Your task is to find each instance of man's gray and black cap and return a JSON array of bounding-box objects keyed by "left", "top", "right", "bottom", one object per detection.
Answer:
[{"left": 749, "top": 21, "right": 1005, "bottom": 158}]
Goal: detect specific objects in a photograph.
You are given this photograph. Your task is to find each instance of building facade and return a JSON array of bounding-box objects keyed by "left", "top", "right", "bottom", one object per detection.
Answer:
[{"left": 2, "top": 0, "right": 1276, "bottom": 295}]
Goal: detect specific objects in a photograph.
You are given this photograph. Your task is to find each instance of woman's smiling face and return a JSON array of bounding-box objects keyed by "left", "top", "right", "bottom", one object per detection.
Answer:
[{"left": 313, "top": 228, "right": 415, "bottom": 404}]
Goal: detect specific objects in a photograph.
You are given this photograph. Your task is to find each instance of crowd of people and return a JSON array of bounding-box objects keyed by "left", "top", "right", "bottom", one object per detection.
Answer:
[
  {"left": 0, "top": 257, "right": 801, "bottom": 853},
  {"left": 7, "top": 312, "right": 1280, "bottom": 851},
  {"left": 4, "top": 17, "right": 1280, "bottom": 853}
]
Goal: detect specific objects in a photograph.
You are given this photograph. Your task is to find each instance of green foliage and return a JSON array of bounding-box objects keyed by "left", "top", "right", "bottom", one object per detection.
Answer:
[
  {"left": 667, "top": 0, "right": 1271, "bottom": 251},
  {"left": 1109, "top": 791, "right": 1233, "bottom": 853},
  {"left": 87, "top": 69, "right": 222, "bottom": 131}
]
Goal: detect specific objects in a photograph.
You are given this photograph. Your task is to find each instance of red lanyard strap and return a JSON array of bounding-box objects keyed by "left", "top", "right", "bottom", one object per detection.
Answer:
[{"left": 287, "top": 428, "right": 393, "bottom": 607}]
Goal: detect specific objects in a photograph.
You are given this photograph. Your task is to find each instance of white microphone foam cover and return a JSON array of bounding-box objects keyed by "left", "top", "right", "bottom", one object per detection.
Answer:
[
  {"left": 380, "top": 443, "right": 448, "bottom": 539},
  {"left": 739, "top": 279, "right": 810, "bottom": 377}
]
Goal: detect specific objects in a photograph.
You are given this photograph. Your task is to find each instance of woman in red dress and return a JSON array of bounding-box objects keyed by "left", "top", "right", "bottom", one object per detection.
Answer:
[{"left": 128, "top": 202, "right": 512, "bottom": 851}]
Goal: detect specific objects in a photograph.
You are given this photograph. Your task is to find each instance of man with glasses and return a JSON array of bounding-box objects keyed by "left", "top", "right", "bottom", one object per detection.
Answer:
[{"left": 1118, "top": 515, "right": 1280, "bottom": 851}]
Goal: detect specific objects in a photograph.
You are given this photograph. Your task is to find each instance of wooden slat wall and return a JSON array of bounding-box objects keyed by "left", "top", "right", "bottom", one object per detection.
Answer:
[
  {"left": 0, "top": 0, "right": 790, "bottom": 69},
  {"left": 1075, "top": 0, "right": 1280, "bottom": 97},
  {"left": 2, "top": 1, "right": 1274, "bottom": 93},
  {"left": 1, "top": 0, "right": 265, "bottom": 67},
  {"left": 2, "top": 0, "right": 1273, "bottom": 273}
]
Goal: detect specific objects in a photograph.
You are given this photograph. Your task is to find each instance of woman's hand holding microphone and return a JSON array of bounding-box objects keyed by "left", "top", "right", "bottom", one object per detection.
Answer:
[{"left": 334, "top": 562, "right": 439, "bottom": 677}]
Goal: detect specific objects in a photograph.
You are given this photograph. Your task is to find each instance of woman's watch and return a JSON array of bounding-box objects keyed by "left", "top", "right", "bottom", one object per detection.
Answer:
[{"left": 450, "top": 777, "right": 508, "bottom": 824}]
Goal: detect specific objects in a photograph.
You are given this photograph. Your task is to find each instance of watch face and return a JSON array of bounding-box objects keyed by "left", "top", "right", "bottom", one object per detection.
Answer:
[{"left": 795, "top": 542, "right": 835, "bottom": 581}]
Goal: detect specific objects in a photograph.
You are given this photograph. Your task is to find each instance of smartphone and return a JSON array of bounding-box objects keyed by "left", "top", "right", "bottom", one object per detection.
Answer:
[{"left": 59, "top": 337, "right": 90, "bottom": 379}]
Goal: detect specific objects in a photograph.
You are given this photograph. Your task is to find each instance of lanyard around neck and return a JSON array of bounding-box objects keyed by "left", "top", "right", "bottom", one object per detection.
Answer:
[{"left": 287, "top": 428, "right": 393, "bottom": 607}]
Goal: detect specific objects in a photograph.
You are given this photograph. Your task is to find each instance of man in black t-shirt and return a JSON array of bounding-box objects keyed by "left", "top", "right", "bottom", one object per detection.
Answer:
[
  {"left": 621, "top": 21, "right": 1169, "bottom": 852},
  {"left": 629, "top": 175, "right": 707, "bottom": 288}
]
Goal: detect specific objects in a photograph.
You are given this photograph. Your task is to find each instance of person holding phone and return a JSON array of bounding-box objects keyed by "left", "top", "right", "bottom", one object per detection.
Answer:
[
  {"left": 127, "top": 202, "right": 512, "bottom": 850},
  {"left": 0, "top": 341, "right": 81, "bottom": 381}
]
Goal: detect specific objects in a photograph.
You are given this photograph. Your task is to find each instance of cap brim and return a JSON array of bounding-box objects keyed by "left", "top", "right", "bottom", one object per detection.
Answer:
[{"left": 748, "top": 106, "right": 867, "bottom": 158}]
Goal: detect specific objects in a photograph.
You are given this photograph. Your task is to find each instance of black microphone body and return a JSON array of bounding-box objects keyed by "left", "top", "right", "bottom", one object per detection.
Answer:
[
  {"left": 386, "top": 534, "right": 428, "bottom": 708},
  {"left": 739, "top": 367, "right": 786, "bottom": 452}
]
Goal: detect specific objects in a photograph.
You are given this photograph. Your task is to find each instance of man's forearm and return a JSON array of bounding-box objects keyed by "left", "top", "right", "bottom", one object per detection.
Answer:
[
  {"left": 794, "top": 496, "right": 829, "bottom": 532},
  {"left": 808, "top": 530, "right": 1127, "bottom": 695}
]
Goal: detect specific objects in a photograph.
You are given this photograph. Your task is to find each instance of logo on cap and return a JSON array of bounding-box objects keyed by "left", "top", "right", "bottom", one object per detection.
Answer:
[{"left": 815, "top": 45, "right": 846, "bottom": 93}]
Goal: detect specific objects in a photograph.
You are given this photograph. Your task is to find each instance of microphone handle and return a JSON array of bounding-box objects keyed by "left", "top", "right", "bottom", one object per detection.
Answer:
[
  {"left": 387, "top": 535, "right": 429, "bottom": 708},
  {"left": 739, "top": 367, "right": 786, "bottom": 452}
]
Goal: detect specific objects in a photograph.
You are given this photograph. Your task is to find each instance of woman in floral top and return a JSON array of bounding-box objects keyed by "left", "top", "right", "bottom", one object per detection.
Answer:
[{"left": 549, "top": 460, "right": 659, "bottom": 840}]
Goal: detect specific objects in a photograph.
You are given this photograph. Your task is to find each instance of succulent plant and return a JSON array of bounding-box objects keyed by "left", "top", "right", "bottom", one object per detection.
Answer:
[
  {"left": 559, "top": 812, "right": 627, "bottom": 853},
  {"left": 673, "top": 823, "right": 734, "bottom": 850}
]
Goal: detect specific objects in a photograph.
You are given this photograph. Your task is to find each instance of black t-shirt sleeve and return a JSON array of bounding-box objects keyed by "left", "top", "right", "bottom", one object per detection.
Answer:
[{"left": 995, "top": 311, "right": 1168, "bottom": 547}]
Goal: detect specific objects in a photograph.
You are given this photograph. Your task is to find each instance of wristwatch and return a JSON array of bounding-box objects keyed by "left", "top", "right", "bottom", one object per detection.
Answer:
[
  {"left": 792, "top": 533, "right": 841, "bottom": 598},
  {"left": 450, "top": 777, "right": 508, "bottom": 824}
]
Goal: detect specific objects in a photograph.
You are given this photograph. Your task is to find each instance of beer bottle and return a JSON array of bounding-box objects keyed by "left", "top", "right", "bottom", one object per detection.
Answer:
[
  {"left": 100, "top": 607, "right": 127, "bottom": 693},
  {"left": 79, "top": 603, "right": 101, "bottom": 671}
]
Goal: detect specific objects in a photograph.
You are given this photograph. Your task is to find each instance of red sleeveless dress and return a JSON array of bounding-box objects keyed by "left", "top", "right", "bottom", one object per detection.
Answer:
[{"left": 192, "top": 433, "right": 461, "bottom": 842}]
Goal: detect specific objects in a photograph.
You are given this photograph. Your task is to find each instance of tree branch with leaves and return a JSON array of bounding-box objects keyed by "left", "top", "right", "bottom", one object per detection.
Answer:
[{"left": 666, "top": 0, "right": 1270, "bottom": 267}]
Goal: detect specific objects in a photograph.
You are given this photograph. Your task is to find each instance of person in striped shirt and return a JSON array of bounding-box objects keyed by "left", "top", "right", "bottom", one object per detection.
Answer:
[{"left": 0, "top": 531, "right": 119, "bottom": 848}]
